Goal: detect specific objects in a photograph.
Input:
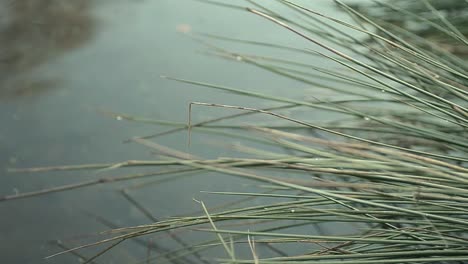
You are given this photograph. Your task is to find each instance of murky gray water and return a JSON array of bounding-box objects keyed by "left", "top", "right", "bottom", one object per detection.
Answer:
[{"left": 0, "top": 1, "right": 362, "bottom": 263}]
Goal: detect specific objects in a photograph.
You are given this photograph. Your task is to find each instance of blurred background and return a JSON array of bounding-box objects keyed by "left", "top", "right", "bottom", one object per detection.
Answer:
[{"left": 0, "top": 1, "right": 366, "bottom": 263}]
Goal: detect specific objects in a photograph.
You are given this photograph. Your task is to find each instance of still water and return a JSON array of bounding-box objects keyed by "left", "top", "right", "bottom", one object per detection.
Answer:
[{"left": 0, "top": 1, "right": 358, "bottom": 263}]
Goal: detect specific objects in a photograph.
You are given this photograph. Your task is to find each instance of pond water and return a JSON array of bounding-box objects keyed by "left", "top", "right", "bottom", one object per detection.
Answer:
[{"left": 0, "top": 1, "right": 364, "bottom": 263}]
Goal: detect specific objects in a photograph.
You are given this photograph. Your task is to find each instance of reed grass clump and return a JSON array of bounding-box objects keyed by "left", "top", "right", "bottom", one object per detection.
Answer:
[{"left": 4, "top": 0, "right": 468, "bottom": 263}]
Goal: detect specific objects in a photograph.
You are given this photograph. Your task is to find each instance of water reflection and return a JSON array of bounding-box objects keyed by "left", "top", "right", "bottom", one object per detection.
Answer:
[
  {"left": 0, "top": 1, "right": 353, "bottom": 263},
  {"left": 0, "top": 0, "right": 95, "bottom": 99}
]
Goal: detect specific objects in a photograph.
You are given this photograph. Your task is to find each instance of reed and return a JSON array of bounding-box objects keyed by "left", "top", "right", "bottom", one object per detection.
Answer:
[{"left": 5, "top": 1, "right": 467, "bottom": 263}]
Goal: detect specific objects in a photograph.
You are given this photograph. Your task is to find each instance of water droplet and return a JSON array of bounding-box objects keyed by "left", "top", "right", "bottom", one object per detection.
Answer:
[
  {"left": 290, "top": 209, "right": 295, "bottom": 213},
  {"left": 235, "top": 55, "right": 243, "bottom": 61},
  {"left": 364, "top": 117, "right": 370, "bottom": 121},
  {"left": 381, "top": 89, "right": 386, "bottom": 93},
  {"left": 116, "top": 116, "right": 123, "bottom": 121}
]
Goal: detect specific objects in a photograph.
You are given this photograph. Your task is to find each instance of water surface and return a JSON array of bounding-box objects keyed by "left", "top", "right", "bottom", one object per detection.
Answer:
[{"left": 0, "top": 1, "right": 357, "bottom": 263}]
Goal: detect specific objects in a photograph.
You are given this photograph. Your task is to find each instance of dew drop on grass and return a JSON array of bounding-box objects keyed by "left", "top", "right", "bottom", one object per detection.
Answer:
[
  {"left": 381, "top": 89, "right": 386, "bottom": 93},
  {"left": 235, "top": 55, "right": 243, "bottom": 61},
  {"left": 116, "top": 116, "right": 123, "bottom": 121},
  {"left": 364, "top": 117, "right": 370, "bottom": 121},
  {"left": 290, "top": 209, "right": 295, "bottom": 213}
]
